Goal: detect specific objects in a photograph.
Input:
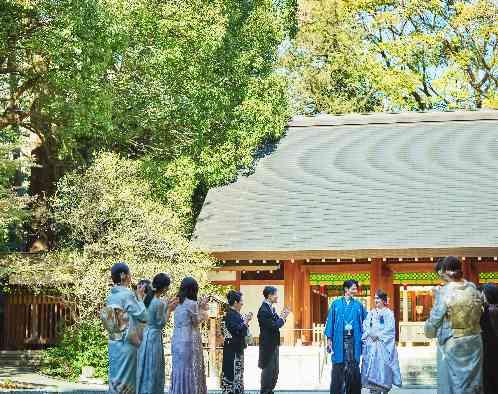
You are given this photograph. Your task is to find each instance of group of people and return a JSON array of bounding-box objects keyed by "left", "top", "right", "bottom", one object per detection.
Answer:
[
  {"left": 321, "top": 256, "right": 498, "bottom": 394},
  {"left": 101, "top": 256, "right": 498, "bottom": 394},
  {"left": 323, "top": 280, "right": 401, "bottom": 394},
  {"left": 100, "top": 261, "right": 291, "bottom": 394},
  {"left": 102, "top": 262, "right": 209, "bottom": 394},
  {"left": 221, "top": 256, "right": 498, "bottom": 394}
]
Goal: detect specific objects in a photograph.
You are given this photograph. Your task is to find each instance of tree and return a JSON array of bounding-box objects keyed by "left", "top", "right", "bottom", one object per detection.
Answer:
[
  {"left": 359, "top": 0, "right": 498, "bottom": 110},
  {"left": 1, "top": 0, "right": 294, "bottom": 237},
  {"left": 291, "top": 0, "right": 498, "bottom": 112},
  {"left": 284, "top": 0, "right": 384, "bottom": 114},
  {"left": 111, "top": 0, "right": 293, "bottom": 230},
  {"left": 1, "top": 0, "right": 125, "bottom": 197},
  {"left": 0, "top": 129, "right": 30, "bottom": 250},
  {"left": 48, "top": 152, "right": 214, "bottom": 322}
]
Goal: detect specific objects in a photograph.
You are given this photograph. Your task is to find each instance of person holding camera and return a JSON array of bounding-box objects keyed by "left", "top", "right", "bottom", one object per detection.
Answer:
[
  {"left": 257, "top": 286, "right": 290, "bottom": 394},
  {"left": 136, "top": 273, "right": 178, "bottom": 394},
  {"left": 221, "top": 290, "right": 253, "bottom": 394}
]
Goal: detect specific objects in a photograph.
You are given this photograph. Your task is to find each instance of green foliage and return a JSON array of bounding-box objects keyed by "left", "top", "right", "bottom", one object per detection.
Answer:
[
  {"left": 2, "top": 0, "right": 293, "bottom": 232},
  {"left": 43, "top": 319, "right": 108, "bottom": 381},
  {"left": 0, "top": 131, "right": 30, "bottom": 250},
  {"left": 0, "top": 0, "right": 125, "bottom": 152},
  {"left": 50, "top": 152, "right": 214, "bottom": 322},
  {"left": 290, "top": 0, "right": 498, "bottom": 112},
  {"left": 40, "top": 152, "right": 217, "bottom": 380},
  {"left": 109, "top": 0, "right": 292, "bottom": 229},
  {"left": 285, "top": 0, "right": 384, "bottom": 114}
]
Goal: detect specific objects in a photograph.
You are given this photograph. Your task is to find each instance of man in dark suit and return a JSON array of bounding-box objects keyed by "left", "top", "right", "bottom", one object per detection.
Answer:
[{"left": 258, "top": 286, "right": 290, "bottom": 394}]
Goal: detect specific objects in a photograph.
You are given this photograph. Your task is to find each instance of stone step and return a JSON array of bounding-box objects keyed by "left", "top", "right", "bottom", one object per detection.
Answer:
[{"left": 0, "top": 350, "right": 44, "bottom": 367}]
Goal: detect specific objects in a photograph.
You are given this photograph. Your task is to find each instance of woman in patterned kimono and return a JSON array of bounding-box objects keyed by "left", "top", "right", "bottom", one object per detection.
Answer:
[
  {"left": 361, "top": 289, "right": 402, "bottom": 394},
  {"left": 104, "top": 262, "right": 148, "bottom": 394},
  {"left": 481, "top": 283, "right": 498, "bottom": 394},
  {"left": 425, "top": 256, "right": 483, "bottom": 394},
  {"left": 136, "top": 273, "right": 178, "bottom": 394},
  {"left": 170, "top": 277, "right": 209, "bottom": 394},
  {"left": 221, "top": 290, "right": 253, "bottom": 394}
]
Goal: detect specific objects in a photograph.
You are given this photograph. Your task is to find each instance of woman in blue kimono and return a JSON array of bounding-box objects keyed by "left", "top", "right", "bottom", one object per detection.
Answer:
[
  {"left": 103, "top": 262, "right": 147, "bottom": 394},
  {"left": 424, "top": 256, "right": 483, "bottom": 394},
  {"left": 361, "top": 289, "right": 402, "bottom": 393},
  {"left": 325, "top": 279, "right": 367, "bottom": 394},
  {"left": 136, "top": 273, "right": 178, "bottom": 394}
]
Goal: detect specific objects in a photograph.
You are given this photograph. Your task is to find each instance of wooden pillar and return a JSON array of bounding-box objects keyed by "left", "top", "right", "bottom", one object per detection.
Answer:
[
  {"left": 209, "top": 317, "right": 217, "bottom": 377},
  {"left": 321, "top": 290, "right": 329, "bottom": 323},
  {"left": 402, "top": 287, "right": 409, "bottom": 322},
  {"left": 283, "top": 261, "right": 295, "bottom": 345},
  {"left": 303, "top": 267, "right": 311, "bottom": 344},
  {"left": 293, "top": 262, "right": 303, "bottom": 335},
  {"left": 235, "top": 271, "right": 241, "bottom": 291},
  {"left": 312, "top": 289, "right": 321, "bottom": 324},
  {"left": 393, "top": 285, "right": 400, "bottom": 341},
  {"left": 370, "top": 258, "right": 383, "bottom": 307},
  {"left": 382, "top": 266, "right": 394, "bottom": 308},
  {"left": 463, "top": 260, "right": 479, "bottom": 285}
]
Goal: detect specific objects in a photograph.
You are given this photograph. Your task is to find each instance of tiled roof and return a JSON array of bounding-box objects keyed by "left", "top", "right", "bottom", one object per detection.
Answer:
[{"left": 192, "top": 111, "right": 498, "bottom": 253}]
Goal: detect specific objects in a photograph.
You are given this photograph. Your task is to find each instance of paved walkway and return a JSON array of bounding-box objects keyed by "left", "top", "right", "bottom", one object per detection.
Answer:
[
  {"left": 0, "top": 345, "right": 437, "bottom": 393},
  {"left": 0, "top": 369, "right": 435, "bottom": 393}
]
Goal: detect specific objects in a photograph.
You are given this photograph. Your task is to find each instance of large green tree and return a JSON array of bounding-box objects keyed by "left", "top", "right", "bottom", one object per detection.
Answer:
[
  {"left": 110, "top": 0, "right": 293, "bottom": 230},
  {"left": 1, "top": 0, "right": 294, "bottom": 239},
  {"left": 1, "top": 0, "right": 124, "bottom": 197},
  {"left": 285, "top": 0, "right": 384, "bottom": 113},
  {"left": 359, "top": 0, "right": 498, "bottom": 110},
  {"left": 290, "top": 0, "right": 498, "bottom": 113}
]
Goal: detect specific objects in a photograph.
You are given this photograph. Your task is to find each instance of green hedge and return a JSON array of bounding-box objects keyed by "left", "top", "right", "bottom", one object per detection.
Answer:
[{"left": 43, "top": 319, "right": 108, "bottom": 381}]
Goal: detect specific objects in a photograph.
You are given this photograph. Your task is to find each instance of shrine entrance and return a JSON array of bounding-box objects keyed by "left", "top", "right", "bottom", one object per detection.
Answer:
[
  {"left": 309, "top": 272, "right": 371, "bottom": 326},
  {"left": 394, "top": 272, "right": 440, "bottom": 345}
]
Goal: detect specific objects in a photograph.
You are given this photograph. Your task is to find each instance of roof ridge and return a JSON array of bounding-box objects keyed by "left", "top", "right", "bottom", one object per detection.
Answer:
[{"left": 289, "top": 110, "right": 498, "bottom": 128}]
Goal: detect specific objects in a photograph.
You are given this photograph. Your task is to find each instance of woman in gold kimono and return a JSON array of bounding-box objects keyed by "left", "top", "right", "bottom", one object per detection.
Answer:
[{"left": 424, "top": 256, "right": 483, "bottom": 394}]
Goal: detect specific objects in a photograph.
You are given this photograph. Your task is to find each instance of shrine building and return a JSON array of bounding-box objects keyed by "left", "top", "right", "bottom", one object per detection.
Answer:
[{"left": 192, "top": 110, "right": 498, "bottom": 344}]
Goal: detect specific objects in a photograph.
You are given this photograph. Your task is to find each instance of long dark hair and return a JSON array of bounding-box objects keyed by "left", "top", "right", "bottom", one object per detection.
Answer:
[
  {"left": 177, "top": 277, "right": 199, "bottom": 303},
  {"left": 138, "top": 279, "right": 153, "bottom": 307},
  {"left": 142, "top": 273, "right": 171, "bottom": 308}
]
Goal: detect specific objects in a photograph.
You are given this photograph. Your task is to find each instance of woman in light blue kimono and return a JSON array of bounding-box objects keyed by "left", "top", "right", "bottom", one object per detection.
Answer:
[
  {"left": 361, "top": 289, "right": 401, "bottom": 394},
  {"left": 103, "top": 262, "right": 147, "bottom": 394},
  {"left": 424, "top": 256, "right": 483, "bottom": 394},
  {"left": 136, "top": 273, "right": 178, "bottom": 394}
]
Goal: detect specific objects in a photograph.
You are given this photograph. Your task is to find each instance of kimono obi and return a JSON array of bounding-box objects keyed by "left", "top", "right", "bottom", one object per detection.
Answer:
[
  {"left": 445, "top": 282, "right": 482, "bottom": 337},
  {"left": 101, "top": 304, "right": 129, "bottom": 341},
  {"left": 101, "top": 305, "right": 145, "bottom": 346}
]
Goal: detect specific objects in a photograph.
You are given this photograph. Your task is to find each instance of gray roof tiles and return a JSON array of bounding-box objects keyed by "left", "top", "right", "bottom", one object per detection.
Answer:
[{"left": 192, "top": 111, "right": 498, "bottom": 253}]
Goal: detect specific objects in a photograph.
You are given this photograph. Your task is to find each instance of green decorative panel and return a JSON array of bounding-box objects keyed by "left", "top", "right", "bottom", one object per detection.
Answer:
[
  {"left": 479, "top": 272, "right": 498, "bottom": 283},
  {"left": 393, "top": 272, "right": 440, "bottom": 285},
  {"left": 309, "top": 272, "right": 370, "bottom": 285}
]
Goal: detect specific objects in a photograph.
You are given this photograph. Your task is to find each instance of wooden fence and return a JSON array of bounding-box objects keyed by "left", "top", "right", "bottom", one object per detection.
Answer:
[{"left": 1, "top": 293, "right": 70, "bottom": 350}]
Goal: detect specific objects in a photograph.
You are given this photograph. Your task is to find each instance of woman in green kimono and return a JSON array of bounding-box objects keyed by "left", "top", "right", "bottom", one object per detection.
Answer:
[{"left": 424, "top": 256, "right": 483, "bottom": 394}]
